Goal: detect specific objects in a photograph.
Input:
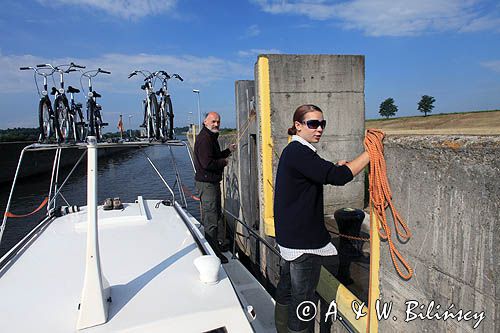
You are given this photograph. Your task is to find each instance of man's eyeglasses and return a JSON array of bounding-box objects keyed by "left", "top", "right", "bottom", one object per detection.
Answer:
[{"left": 302, "top": 119, "right": 327, "bottom": 129}]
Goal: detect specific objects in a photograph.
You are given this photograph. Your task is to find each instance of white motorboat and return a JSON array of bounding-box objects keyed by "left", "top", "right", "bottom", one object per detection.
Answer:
[{"left": 0, "top": 138, "right": 275, "bottom": 332}]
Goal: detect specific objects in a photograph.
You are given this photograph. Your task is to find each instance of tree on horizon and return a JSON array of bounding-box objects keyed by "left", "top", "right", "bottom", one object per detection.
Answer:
[
  {"left": 418, "top": 95, "right": 436, "bottom": 117},
  {"left": 379, "top": 98, "right": 398, "bottom": 119}
]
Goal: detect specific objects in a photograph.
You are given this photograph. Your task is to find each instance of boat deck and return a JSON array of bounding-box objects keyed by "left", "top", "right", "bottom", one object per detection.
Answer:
[{"left": 0, "top": 198, "right": 254, "bottom": 332}]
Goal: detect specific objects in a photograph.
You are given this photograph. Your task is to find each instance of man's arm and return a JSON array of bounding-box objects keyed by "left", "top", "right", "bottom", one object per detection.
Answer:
[
  {"left": 220, "top": 143, "right": 237, "bottom": 159},
  {"left": 196, "top": 137, "right": 227, "bottom": 171}
]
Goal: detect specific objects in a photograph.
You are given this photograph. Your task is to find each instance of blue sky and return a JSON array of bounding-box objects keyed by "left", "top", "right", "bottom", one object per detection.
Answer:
[{"left": 1, "top": 0, "right": 499, "bottom": 129}]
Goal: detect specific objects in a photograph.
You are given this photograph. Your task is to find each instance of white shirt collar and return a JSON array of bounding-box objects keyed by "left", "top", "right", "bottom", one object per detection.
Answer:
[{"left": 291, "top": 135, "right": 317, "bottom": 152}]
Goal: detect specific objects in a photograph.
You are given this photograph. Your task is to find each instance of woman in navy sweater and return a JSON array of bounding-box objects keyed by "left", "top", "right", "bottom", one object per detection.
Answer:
[{"left": 274, "top": 104, "right": 370, "bottom": 333}]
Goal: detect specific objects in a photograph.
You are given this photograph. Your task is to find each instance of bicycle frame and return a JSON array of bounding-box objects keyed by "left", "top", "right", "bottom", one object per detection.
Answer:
[
  {"left": 79, "top": 68, "right": 111, "bottom": 140},
  {"left": 155, "top": 71, "right": 183, "bottom": 140},
  {"left": 128, "top": 70, "right": 158, "bottom": 139},
  {"left": 37, "top": 63, "right": 85, "bottom": 142},
  {"left": 20, "top": 65, "right": 58, "bottom": 142},
  {"left": 67, "top": 87, "right": 85, "bottom": 141}
]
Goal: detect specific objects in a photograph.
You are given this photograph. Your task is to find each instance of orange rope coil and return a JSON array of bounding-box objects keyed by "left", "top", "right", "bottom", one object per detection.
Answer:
[{"left": 364, "top": 129, "right": 413, "bottom": 280}]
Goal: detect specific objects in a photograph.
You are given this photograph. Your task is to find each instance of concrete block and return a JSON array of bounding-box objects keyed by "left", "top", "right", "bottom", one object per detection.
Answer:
[
  {"left": 268, "top": 92, "right": 365, "bottom": 138},
  {"left": 378, "top": 135, "right": 500, "bottom": 332},
  {"left": 265, "top": 54, "right": 364, "bottom": 93},
  {"left": 235, "top": 80, "right": 259, "bottom": 230},
  {"left": 255, "top": 54, "right": 366, "bottom": 232}
]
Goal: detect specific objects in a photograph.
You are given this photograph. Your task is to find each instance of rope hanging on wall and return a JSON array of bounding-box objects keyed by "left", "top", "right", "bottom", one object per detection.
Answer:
[{"left": 365, "top": 129, "right": 413, "bottom": 280}]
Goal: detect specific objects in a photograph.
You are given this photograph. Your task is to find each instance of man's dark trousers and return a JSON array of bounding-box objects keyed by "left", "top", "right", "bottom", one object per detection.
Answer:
[{"left": 196, "top": 181, "right": 225, "bottom": 244}]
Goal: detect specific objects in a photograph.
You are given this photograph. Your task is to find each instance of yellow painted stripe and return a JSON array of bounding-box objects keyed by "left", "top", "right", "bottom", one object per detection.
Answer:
[
  {"left": 257, "top": 56, "right": 275, "bottom": 237},
  {"left": 367, "top": 207, "right": 380, "bottom": 333},
  {"left": 317, "top": 267, "right": 367, "bottom": 333}
]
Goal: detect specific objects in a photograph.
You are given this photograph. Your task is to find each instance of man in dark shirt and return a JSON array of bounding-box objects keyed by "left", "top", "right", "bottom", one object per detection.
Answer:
[{"left": 194, "top": 112, "right": 236, "bottom": 263}]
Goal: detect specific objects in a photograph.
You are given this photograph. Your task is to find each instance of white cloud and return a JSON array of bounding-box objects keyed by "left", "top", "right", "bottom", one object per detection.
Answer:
[
  {"left": 37, "top": 0, "right": 177, "bottom": 19},
  {"left": 460, "top": 14, "right": 500, "bottom": 32},
  {"left": 243, "top": 24, "right": 261, "bottom": 38},
  {"left": 238, "top": 49, "right": 282, "bottom": 57},
  {"left": 480, "top": 60, "right": 500, "bottom": 73},
  {"left": 253, "top": 0, "right": 500, "bottom": 36},
  {"left": 253, "top": 0, "right": 336, "bottom": 20},
  {"left": 0, "top": 52, "right": 252, "bottom": 94}
]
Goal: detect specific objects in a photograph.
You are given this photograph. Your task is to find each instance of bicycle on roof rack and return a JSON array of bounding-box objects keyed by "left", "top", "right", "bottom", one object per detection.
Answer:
[
  {"left": 19, "top": 64, "right": 58, "bottom": 142},
  {"left": 155, "top": 71, "right": 183, "bottom": 140},
  {"left": 36, "top": 63, "right": 86, "bottom": 142},
  {"left": 65, "top": 79, "right": 86, "bottom": 142},
  {"left": 79, "top": 68, "right": 111, "bottom": 141},
  {"left": 128, "top": 70, "right": 161, "bottom": 140}
]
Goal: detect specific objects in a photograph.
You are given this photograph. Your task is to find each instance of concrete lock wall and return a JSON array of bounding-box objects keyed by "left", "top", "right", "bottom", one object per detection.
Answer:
[
  {"left": 253, "top": 54, "right": 366, "bottom": 286},
  {"left": 378, "top": 136, "right": 499, "bottom": 333},
  {"left": 233, "top": 80, "right": 261, "bottom": 262},
  {"left": 234, "top": 80, "right": 259, "bottom": 231},
  {"left": 255, "top": 54, "right": 366, "bottom": 228}
]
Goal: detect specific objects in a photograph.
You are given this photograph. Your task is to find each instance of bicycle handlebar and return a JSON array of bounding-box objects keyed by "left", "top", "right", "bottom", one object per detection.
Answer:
[
  {"left": 36, "top": 63, "right": 86, "bottom": 74},
  {"left": 172, "top": 74, "right": 184, "bottom": 81},
  {"left": 79, "top": 68, "right": 111, "bottom": 78},
  {"left": 128, "top": 70, "right": 152, "bottom": 80},
  {"left": 155, "top": 71, "right": 183, "bottom": 82},
  {"left": 19, "top": 65, "right": 55, "bottom": 76},
  {"left": 71, "top": 62, "right": 85, "bottom": 69}
]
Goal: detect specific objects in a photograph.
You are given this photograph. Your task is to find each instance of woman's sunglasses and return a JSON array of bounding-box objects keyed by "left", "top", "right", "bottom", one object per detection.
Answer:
[{"left": 302, "top": 119, "right": 327, "bottom": 129}]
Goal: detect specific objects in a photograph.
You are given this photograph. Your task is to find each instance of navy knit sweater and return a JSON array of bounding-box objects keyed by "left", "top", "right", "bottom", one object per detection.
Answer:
[{"left": 274, "top": 141, "right": 354, "bottom": 249}]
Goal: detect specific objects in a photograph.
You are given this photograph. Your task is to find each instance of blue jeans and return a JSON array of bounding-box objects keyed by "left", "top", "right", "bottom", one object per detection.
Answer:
[{"left": 275, "top": 253, "right": 325, "bottom": 332}]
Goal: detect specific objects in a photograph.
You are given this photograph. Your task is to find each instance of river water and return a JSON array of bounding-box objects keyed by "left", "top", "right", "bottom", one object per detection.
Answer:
[{"left": 0, "top": 138, "right": 200, "bottom": 256}]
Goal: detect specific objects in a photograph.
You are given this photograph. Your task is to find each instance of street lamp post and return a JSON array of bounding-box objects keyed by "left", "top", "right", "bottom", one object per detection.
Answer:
[
  {"left": 187, "top": 111, "right": 193, "bottom": 135},
  {"left": 128, "top": 115, "right": 133, "bottom": 139},
  {"left": 193, "top": 89, "right": 201, "bottom": 132}
]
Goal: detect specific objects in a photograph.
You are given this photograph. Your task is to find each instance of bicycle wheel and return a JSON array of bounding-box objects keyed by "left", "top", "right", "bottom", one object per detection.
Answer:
[
  {"left": 165, "top": 96, "right": 174, "bottom": 140},
  {"left": 74, "top": 106, "right": 86, "bottom": 142},
  {"left": 54, "top": 95, "right": 71, "bottom": 142},
  {"left": 95, "top": 109, "right": 103, "bottom": 141},
  {"left": 38, "top": 98, "right": 52, "bottom": 141},
  {"left": 159, "top": 98, "right": 167, "bottom": 139},
  {"left": 149, "top": 94, "right": 160, "bottom": 140}
]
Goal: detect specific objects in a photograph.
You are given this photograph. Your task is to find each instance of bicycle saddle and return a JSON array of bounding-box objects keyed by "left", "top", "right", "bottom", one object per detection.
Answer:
[
  {"left": 93, "top": 91, "right": 102, "bottom": 98},
  {"left": 50, "top": 87, "right": 57, "bottom": 95},
  {"left": 67, "top": 86, "right": 80, "bottom": 93}
]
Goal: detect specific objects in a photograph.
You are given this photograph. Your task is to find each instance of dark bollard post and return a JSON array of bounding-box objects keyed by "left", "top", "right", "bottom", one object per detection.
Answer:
[{"left": 334, "top": 208, "right": 365, "bottom": 286}]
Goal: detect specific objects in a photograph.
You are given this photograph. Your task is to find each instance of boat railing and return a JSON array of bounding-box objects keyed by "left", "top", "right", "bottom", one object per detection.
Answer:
[
  {"left": 223, "top": 209, "right": 281, "bottom": 259},
  {"left": 0, "top": 139, "right": 197, "bottom": 263},
  {"left": 223, "top": 208, "right": 358, "bottom": 333}
]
